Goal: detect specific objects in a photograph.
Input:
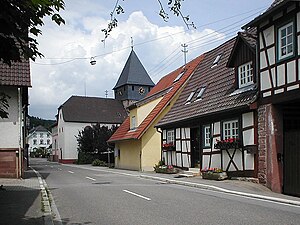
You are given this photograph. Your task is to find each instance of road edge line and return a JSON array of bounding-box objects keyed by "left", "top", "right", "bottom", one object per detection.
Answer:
[{"left": 140, "top": 175, "right": 300, "bottom": 207}]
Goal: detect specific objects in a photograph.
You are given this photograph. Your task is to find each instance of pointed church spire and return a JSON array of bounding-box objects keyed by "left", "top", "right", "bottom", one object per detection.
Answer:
[
  {"left": 113, "top": 49, "right": 155, "bottom": 106},
  {"left": 113, "top": 50, "right": 154, "bottom": 90}
]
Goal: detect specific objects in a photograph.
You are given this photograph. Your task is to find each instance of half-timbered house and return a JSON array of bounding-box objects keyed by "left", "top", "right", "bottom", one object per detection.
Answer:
[
  {"left": 156, "top": 34, "right": 259, "bottom": 177},
  {"left": 244, "top": 0, "right": 300, "bottom": 196}
]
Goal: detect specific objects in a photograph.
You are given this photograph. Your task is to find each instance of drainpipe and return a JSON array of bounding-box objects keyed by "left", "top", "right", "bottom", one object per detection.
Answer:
[
  {"left": 18, "top": 88, "right": 22, "bottom": 178},
  {"left": 156, "top": 127, "right": 163, "bottom": 163}
]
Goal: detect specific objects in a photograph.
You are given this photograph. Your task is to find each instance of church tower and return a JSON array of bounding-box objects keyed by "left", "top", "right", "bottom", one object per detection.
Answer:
[{"left": 113, "top": 49, "right": 155, "bottom": 108}]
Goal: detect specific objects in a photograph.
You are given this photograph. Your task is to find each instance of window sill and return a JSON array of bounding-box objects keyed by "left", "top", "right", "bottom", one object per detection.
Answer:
[{"left": 230, "top": 83, "right": 256, "bottom": 96}]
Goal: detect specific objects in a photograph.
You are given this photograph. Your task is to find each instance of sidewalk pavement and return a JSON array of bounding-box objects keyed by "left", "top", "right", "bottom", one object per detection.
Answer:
[
  {"left": 0, "top": 168, "right": 45, "bottom": 225},
  {"left": 65, "top": 163, "right": 300, "bottom": 206}
]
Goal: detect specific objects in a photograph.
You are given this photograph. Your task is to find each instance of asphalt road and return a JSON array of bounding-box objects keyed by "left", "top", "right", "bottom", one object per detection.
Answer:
[{"left": 30, "top": 158, "right": 300, "bottom": 225}]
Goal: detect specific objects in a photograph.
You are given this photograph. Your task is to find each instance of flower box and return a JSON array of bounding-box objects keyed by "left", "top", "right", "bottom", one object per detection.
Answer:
[
  {"left": 154, "top": 165, "right": 178, "bottom": 174},
  {"left": 162, "top": 143, "right": 175, "bottom": 151},
  {"left": 201, "top": 171, "right": 228, "bottom": 181},
  {"left": 201, "top": 167, "right": 227, "bottom": 181},
  {"left": 214, "top": 138, "right": 242, "bottom": 150}
]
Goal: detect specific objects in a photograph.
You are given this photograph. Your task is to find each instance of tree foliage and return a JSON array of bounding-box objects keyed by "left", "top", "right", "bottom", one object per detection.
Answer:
[
  {"left": 101, "top": 0, "right": 195, "bottom": 41},
  {"left": 77, "top": 124, "right": 118, "bottom": 156},
  {"left": 0, "top": 0, "right": 65, "bottom": 66},
  {"left": 0, "top": 93, "right": 10, "bottom": 119}
]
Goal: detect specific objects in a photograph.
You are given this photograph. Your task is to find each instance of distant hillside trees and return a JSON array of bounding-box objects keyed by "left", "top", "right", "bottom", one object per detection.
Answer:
[{"left": 28, "top": 116, "right": 55, "bottom": 131}]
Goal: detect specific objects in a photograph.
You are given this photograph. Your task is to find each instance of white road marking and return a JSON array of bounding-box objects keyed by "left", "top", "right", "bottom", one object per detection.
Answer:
[
  {"left": 68, "top": 171, "right": 74, "bottom": 174},
  {"left": 85, "top": 176, "right": 96, "bottom": 181},
  {"left": 123, "top": 190, "right": 151, "bottom": 201}
]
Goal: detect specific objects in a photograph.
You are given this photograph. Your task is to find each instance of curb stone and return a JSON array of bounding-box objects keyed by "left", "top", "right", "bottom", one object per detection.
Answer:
[
  {"left": 31, "top": 167, "right": 54, "bottom": 225},
  {"left": 140, "top": 175, "right": 300, "bottom": 207}
]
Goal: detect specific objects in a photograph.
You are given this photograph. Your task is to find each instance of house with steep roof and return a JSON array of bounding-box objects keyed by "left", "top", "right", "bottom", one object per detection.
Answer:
[
  {"left": 156, "top": 34, "right": 258, "bottom": 177},
  {"left": 57, "top": 96, "right": 127, "bottom": 163},
  {"left": 0, "top": 60, "right": 31, "bottom": 178},
  {"left": 113, "top": 49, "right": 155, "bottom": 108},
  {"left": 243, "top": 0, "right": 300, "bottom": 196},
  {"left": 108, "top": 55, "right": 204, "bottom": 171},
  {"left": 56, "top": 49, "right": 153, "bottom": 163},
  {"left": 27, "top": 125, "right": 52, "bottom": 154}
]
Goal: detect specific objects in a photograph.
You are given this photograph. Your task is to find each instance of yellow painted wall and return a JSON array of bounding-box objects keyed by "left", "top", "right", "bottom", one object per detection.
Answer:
[
  {"left": 140, "top": 90, "right": 183, "bottom": 171},
  {"left": 136, "top": 97, "right": 162, "bottom": 126},
  {"left": 116, "top": 85, "right": 186, "bottom": 172},
  {"left": 115, "top": 140, "right": 141, "bottom": 171}
]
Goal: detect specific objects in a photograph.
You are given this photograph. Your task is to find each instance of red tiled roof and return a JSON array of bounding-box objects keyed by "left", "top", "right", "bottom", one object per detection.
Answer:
[
  {"left": 108, "top": 54, "right": 204, "bottom": 142},
  {"left": 0, "top": 61, "right": 31, "bottom": 87}
]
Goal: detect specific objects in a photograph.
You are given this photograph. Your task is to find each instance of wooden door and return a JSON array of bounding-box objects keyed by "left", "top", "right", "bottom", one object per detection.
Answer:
[{"left": 283, "top": 113, "right": 300, "bottom": 197}]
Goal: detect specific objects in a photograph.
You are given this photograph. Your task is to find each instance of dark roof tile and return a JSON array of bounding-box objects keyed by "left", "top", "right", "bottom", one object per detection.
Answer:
[
  {"left": 60, "top": 96, "right": 127, "bottom": 124},
  {"left": 157, "top": 37, "right": 257, "bottom": 127},
  {"left": 0, "top": 60, "right": 31, "bottom": 87}
]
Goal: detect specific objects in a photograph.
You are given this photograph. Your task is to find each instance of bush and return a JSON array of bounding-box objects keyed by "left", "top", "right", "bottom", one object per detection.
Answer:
[
  {"left": 76, "top": 152, "right": 94, "bottom": 164},
  {"left": 92, "top": 159, "right": 107, "bottom": 167}
]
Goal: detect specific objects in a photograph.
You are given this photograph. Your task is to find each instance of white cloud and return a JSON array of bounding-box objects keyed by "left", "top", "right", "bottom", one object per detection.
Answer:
[{"left": 29, "top": 9, "right": 227, "bottom": 119}]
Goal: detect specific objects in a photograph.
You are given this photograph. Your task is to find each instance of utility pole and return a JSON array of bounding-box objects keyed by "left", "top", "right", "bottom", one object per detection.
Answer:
[
  {"left": 181, "top": 43, "right": 188, "bottom": 65},
  {"left": 105, "top": 90, "right": 108, "bottom": 98}
]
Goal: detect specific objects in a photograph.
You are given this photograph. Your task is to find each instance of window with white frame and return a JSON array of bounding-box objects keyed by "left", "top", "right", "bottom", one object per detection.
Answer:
[
  {"left": 40, "top": 139, "right": 44, "bottom": 145},
  {"left": 131, "top": 116, "right": 136, "bottom": 129},
  {"left": 238, "top": 62, "right": 253, "bottom": 88},
  {"left": 203, "top": 125, "right": 211, "bottom": 147},
  {"left": 167, "top": 130, "right": 174, "bottom": 144},
  {"left": 278, "top": 22, "right": 294, "bottom": 60},
  {"left": 223, "top": 120, "right": 239, "bottom": 140},
  {"left": 33, "top": 139, "right": 37, "bottom": 145}
]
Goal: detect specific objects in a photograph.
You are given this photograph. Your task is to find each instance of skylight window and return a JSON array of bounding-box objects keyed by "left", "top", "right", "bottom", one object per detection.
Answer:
[
  {"left": 185, "top": 91, "right": 195, "bottom": 104},
  {"left": 196, "top": 87, "right": 206, "bottom": 100},
  {"left": 173, "top": 70, "right": 185, "bottom": 82},
  {"left": 211, "top": 54, "right": 222, "bottom": 68}
]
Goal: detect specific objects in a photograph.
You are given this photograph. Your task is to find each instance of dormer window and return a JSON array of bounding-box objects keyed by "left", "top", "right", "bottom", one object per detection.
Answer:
[
  {"left": 238, "top": 62, "right": 253, "bottom": 88},
  {"left": 278, "top": 21, "right": 294, "bottom": 60},
  {"left": 196, "top": 87, "right": 206, "bottom": 100},
  {"left": 185, "top": 91, "right": 195, "bottom": 104},
  {"left": 211, "top": 54, "right": 222, "bottom": 68},
  {"left": 173, "top": 70, "right": 185, "bottom": 82},
  {"left": 131, "top": 116, "right": 136, "bottom": 129}
]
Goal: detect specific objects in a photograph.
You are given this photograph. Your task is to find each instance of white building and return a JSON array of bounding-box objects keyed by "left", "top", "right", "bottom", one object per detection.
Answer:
[{"left": 28, "top": 125, "right": 52, "bottom": 153}]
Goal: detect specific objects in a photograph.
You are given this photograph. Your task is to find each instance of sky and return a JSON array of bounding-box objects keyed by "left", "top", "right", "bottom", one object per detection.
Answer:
[{"left": 29, "top": 0, "right": 274, "bottom": 120}]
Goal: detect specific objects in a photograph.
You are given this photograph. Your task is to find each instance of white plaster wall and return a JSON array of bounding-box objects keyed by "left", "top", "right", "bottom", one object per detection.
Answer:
[
  {"left": 277, "top": 64, "right": 286, "bottom": 86},
  {"left": 242, "top": 112, "right": 254, "bottom": 128},
  {"left": 213, "top": 122, "right": 220, "bottom": 135},
  {"left": 267, "top": 47, "right": 275, "bottom": 66},
  {"left": 243, "top": 129, "right": 255, "bottom": 146},
  {"left": 222, "top": 149, "right": 242, "bottom": 171},
  {"left": 244, "top": 152, "right": 254, "bottom": 170},
  {"left": 260, "top": 52, "right": 267, "bottom": 69},
  {"left": 297, "top": 12, "right": 300, "bottom": 32},
  {"left": 287, "top": 61, "right": 296, "bottom": 83},
  {"left": 260, "top": 71, "right": 272, "bottom": 90},
  {"left": 263, "top": 26, "right": 275, "bottom": 47},
  {"left": 0, "top": 87, "right": 19, "bottom": 148},
  {"left": 63, "top": 122, "right": 92, "bottom": 159}
]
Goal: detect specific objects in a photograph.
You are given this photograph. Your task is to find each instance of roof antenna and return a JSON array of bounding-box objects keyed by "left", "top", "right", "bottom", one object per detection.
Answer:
[
  {"left": 131, "top": 37, "right": 134, "bottom": 50},
  {"left": 181, "top": 43, "right": 188, "bottom": 65},
  {"left": 105, "top": 90, "right": 108, "bottom": 98}
]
